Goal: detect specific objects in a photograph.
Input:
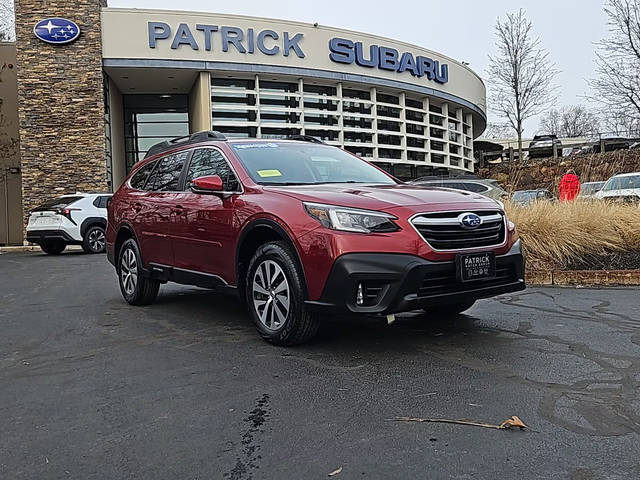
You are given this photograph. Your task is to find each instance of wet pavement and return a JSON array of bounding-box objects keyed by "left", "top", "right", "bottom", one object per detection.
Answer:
[{"left": 1, "top": 251, "right": 639, "bottom": 479}]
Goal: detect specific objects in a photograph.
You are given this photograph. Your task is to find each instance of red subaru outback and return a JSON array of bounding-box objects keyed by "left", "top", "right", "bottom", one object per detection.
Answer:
[{"left": 106, "top": 131, "right": 525, "bottom": 345}]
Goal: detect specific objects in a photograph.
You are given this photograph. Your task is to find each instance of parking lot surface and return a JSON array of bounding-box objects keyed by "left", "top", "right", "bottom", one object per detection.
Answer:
[{"left": 1, "top": 251, "right": 640, "bottom": 479}]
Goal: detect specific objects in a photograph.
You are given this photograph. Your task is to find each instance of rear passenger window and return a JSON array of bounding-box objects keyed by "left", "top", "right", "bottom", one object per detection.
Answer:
[
  {"left": 186, "top": 148, "right": 239, "bottom": 192},
  {"left": 129, "top": 160, "right": 158, "bottom": 190},
  {"left": 93, "top": 196, "right": 110, "bottom": 208},
  {"left": 147, "top": 151, "right": 190, "bottom": 191}
]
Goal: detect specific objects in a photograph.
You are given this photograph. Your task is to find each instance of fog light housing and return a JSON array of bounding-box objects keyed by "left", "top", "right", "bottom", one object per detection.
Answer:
[{"left": 356, "top": 283, "right": 364, "bottom": 306}]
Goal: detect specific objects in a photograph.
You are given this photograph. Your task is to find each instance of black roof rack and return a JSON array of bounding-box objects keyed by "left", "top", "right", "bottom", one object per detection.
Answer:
[
  {"left": 286, "top": 135, "right": 325, "bottom": 144},
  {"left": 144, "top": 130, "right": 227, "bottom": 159}
]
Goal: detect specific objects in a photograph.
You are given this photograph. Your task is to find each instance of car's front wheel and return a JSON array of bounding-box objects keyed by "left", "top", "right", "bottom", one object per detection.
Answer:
[
  {"left": 40, "top": 240, "right": 66, "bottom": 255},
  {"left": 82, "top": 225, "right": 106, "bottom": 254},
  {"left": 118, "top": 238, "right": 159, "bottom": 306},
  {"left": 245, "top": 241, "right": 320, "bottom": 346}
]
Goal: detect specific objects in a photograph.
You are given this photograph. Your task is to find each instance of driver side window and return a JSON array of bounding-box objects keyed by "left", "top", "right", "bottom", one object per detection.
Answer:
[{"left": 186, "top": 148, "right": 239, "bottom": 192}]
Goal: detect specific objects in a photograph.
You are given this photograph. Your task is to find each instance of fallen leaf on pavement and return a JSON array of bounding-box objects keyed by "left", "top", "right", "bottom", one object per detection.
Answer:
[
  {"left": 328, "top": 466, "right": 343, "bottom": 476},
  {"left": 499, "top": 416, "right": 528, "bottom": 429},
  {"left": 391, "top": 416, "right": 528, "bottom": 430}
]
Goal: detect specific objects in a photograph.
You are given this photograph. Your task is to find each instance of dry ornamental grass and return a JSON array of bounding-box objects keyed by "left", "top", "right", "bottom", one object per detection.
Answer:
[{"left": 505, "top": 201, "right": 640, "bottom": 270}]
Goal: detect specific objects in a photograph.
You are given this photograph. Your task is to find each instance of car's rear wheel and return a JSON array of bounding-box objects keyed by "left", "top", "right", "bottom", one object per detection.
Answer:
[
  {"left": 245, "top": 241, "right": 320, "bottom": 346},
  {"left": 82, "top": 225, "right": 106, "bottom": 254},
  {"left": 40, "top": 240, "right": 66, "bottom": 255},
  {"left": 118, "top": 238, "right": 159, "bottom": 306}
]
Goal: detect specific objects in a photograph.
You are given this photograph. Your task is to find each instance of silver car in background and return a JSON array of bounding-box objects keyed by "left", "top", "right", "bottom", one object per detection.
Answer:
[{"left": 409, "top": 176, "right": 508, "bottom": 201}]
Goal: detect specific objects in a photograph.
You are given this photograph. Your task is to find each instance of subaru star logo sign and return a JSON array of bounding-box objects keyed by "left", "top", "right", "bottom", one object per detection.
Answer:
[
  {"left": 33, "top": 18, "right": 80, "bottom": 45},
  {"left": 458, "top": 212, "right": 482, "bottom": 230}
]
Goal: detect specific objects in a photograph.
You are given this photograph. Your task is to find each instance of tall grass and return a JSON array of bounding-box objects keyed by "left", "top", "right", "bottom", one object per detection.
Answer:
[{"left": 505, "top": 201, "right": 640, "bottom": 269}]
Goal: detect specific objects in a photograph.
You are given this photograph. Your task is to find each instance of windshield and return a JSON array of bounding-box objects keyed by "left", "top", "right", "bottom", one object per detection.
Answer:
[
  {"left": 602, "top": 175, "right": 640, "bottom": 191},
  {"left": 231, "top": 142, "right": 396, "bottom": 186},
  {"left": 512, "top": 191, "right": 538, "bottom": 201}
]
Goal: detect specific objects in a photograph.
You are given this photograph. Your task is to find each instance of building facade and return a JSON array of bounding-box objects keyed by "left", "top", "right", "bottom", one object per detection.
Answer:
[{"left": 3, "top": 1, "right": 487, "bottom": 244}]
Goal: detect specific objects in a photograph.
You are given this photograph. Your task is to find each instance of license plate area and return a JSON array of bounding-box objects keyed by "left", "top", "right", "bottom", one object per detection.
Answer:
[{"left": 456, "top": 252, "right": 496, "bottom": 282}]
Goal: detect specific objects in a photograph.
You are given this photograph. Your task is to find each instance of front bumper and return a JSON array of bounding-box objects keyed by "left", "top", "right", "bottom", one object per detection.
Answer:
[{"left": 306, "top": 240, "right": 525, "bottom": 314}]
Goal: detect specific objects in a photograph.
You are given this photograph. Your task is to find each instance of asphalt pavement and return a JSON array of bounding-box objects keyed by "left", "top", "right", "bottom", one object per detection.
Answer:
[{"left": 1, "top": 251, "right": 639, "bottom": 479}]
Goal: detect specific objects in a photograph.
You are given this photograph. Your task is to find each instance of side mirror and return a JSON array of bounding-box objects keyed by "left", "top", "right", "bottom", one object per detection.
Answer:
[{"left": 191, "top": 175, "right": 224, "bottom": 193}]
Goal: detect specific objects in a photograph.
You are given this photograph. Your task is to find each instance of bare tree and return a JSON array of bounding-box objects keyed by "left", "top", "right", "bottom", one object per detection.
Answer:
[
  {"left": 482, "top": 122, "right": 514, "bottom": 139},
  {"left": 0, "top": 0, "right": 14, "bottom": 41},
  {"left": 588, "top": 0, "right": 640, "bottom": 135},
  {"left": 487, "top": 9, "right": 558, "bottom": 161},
  {"left": 600, "top": 109, "right": 640, "bottom": 136},
  {"left": 538, "top": 105, "right": 600, "bottom": 137}
]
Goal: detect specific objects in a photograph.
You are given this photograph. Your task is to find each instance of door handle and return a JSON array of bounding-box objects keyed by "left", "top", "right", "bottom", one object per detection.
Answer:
[
  {"left": 133, "top": 202, "right": 142, "bottom": 212},
  {"left": 172, "top": 205, "right": 184, "bottom": 213}
]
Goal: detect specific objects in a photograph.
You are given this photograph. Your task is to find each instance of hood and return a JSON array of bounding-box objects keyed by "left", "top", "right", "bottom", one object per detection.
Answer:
[{"left": 263, "top": 183, "right": 500, "bottom": 212}]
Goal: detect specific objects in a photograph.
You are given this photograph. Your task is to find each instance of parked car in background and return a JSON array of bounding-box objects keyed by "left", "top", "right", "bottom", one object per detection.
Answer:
[
  {"left": 106, "top": 132, "right": 525, "bottom": 345},
  {"left": 510, "top": 189, "right": 555, "bottom": 206},
  {"left": 595, "top": 172, "right": 640, "bottom": 203},
  {"left": 529, "top": 135, "right": 563, "bottom": 158},
  {"left": 26, "top": 193, "right": 112, "bottom": 254},
  {"left": 593, "top": 137, "right": 630, "bottom": 153},
  {"left": 409, "top": 176, "right": 508, "bottom": 201},
  {"left": 579, "top": 181, "right": 606, "bottom": 198}
]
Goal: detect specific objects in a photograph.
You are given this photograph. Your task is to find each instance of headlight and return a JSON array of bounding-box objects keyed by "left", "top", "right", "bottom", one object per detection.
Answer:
[
  {"left": 495, "top": 199, "right": 505, "bottom": 211},
  {"left": 304, "top": 202, "right": 399, "bottom": 233}
]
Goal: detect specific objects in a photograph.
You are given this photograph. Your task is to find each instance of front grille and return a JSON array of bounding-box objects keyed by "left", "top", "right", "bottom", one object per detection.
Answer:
[
  {"left": 411, "top": 210, "right": 506, "bottom": 251},
  {"left": 417, "top": 263, "right": 517, "bottom": 298}
]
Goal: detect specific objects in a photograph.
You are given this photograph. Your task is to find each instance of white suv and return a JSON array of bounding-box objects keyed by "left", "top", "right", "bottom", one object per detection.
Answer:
[
  {"left": 26, "top": 193, "right": 112, "bottom": 255},
  {"left": 595, "top": 173, "right": 640, "bottom": 203}
]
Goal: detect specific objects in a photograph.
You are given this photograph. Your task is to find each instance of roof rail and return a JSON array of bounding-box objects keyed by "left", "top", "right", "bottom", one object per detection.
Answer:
[
  {"left": 144, "top": 131, "right": 227, "bottom": 159},
  {"left": 286, "top": 135, "right": 325, "bottom": 144}
]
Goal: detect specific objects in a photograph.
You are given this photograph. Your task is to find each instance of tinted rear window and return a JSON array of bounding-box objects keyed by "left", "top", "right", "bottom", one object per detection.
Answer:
[
  {"left": 33, "top": 196, "right": 83, "bottom": 212},
  {"left": 129, "top": 160, "right": 158, "bottom": 190}
]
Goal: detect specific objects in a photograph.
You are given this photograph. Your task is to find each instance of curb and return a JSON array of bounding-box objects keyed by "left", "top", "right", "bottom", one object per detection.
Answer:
[
  {"left": 0, "top": 245, "right": 83, "bottom": 253},
  {"left": 527, "top": 269, "right": 640, "bottom": 287},
  {"left": 0, "top": 245, "right": 41, "bottom": 253}
]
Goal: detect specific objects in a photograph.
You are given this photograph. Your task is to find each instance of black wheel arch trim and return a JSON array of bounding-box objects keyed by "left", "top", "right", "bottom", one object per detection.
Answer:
[
  {"left": 110, "top": 222, "right": 142, "bottom": 267},
  {"left": 80, "top": 217, "right": 107, "bottom": 238},
  {"left": 235, "top": 218, "right": 308, "bottom": 293}
]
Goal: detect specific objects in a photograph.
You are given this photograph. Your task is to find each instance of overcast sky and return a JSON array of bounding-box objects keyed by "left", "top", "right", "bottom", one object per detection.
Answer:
[{"left": 109, "top": 0, "right": 609, "bottom": 136}]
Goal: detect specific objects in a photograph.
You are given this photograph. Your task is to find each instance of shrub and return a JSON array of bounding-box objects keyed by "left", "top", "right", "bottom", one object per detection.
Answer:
[{"left": 505, "top": 201, "right": 640, "bottom": 269}]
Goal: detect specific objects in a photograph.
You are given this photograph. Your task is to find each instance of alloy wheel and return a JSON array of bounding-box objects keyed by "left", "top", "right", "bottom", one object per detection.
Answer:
[
  {"left": 120, "top": 247, "right": 138, "bottom": 296},
  {"left": 89, "top": 228, "right": 106, "bottom": 252},
  {"left": 252, "top": 259, "right": 290, "bottom": 330}
]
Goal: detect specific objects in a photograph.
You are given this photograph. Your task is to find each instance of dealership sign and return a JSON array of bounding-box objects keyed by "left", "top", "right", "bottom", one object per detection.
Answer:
[
  {"left": 147, "top": 22, "right": 448, "bottom": 84},
  {"left": 33, "top": 18, "right": 80, "bottom": 44},
  {"left": 329, "top": 38, "right": 448, "bottom": 84}
]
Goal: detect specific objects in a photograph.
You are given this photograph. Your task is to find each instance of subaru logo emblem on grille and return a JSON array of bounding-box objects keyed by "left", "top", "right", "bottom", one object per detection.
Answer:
[{"left": 458, "top": 212, "right": 482, "bottom": 229}]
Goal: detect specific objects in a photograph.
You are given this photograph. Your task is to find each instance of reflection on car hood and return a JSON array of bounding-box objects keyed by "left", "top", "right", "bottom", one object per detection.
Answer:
[{"left": 263, "top": 183, "right": 499, "bottom": 212}]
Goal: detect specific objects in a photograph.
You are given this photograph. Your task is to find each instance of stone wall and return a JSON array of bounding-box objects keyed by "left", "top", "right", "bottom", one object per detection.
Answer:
[
  {"left": 478, "top": 149, "right": 640, "bottom": 192},
  {"left": 15, "top": 0, "right": 107, "bottom": 230}
]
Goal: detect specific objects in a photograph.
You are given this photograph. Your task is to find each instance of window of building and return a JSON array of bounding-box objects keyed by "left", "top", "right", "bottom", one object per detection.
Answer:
[{"left": 124, "top": 94, "right": 189, "bottom": 172}]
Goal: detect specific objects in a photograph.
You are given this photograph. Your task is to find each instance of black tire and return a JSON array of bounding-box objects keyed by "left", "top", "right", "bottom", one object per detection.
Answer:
[
  {"left": 82, "top": 225, "right": 106, "bottom": 254},
  {"left": 436, "top": 301, "right": 476, "bottom": 316},
  {"left": 245, "top": 241, "right": 320, "bottom": 346},
  {"left": 117, "top": 238, "right": 159, "bottom": 306},
  {"left": 40, "top": 240, "right": 66, "bottom": 255}
]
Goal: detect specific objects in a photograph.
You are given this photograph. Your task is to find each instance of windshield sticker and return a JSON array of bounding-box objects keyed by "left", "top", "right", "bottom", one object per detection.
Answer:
[
  {"left": 233, "top": 143, "right": 280, "bottom": 150},
  {"left": 257, "top": 169, "right": 283, "bottom": 178}
]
